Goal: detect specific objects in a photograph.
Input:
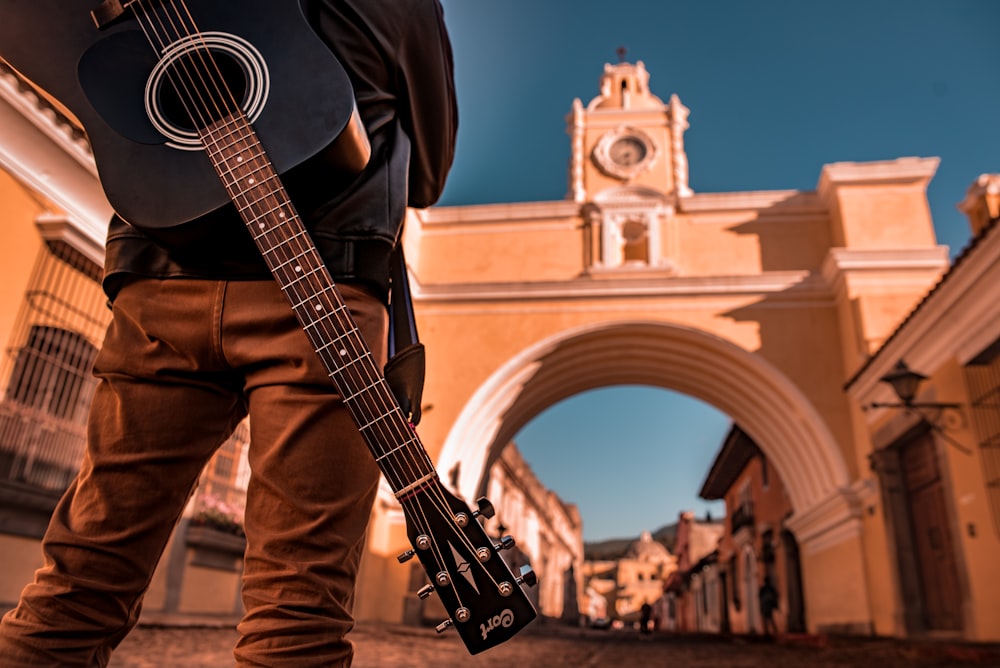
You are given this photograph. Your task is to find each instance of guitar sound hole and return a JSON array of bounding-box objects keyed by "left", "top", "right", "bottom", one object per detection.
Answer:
[{"left": 156, "top": 50, "right": 248, "bottom": 131}]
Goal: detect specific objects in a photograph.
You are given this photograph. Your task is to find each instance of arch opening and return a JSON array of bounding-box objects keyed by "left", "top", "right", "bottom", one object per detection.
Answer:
[{"left": 439, "top": 321, "right": 850, "bottom": 519}]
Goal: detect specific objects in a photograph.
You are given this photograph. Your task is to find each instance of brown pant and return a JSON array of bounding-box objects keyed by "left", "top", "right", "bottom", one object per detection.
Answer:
[{"left": 0, "top": 278, "right": 386, "bottom": 666}]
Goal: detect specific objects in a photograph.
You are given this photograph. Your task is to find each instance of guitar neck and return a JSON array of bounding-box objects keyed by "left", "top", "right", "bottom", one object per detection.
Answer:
[{"left": 199, "top": 113, "right": 435, "bottom": 494}]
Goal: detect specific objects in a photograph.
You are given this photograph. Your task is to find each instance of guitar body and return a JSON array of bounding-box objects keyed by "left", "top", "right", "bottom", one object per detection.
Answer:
[{"left": 0, "top": 0, "right": 366, "bottom": 228}]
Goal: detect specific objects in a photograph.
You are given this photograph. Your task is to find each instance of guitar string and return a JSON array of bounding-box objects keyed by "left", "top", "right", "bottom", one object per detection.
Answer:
[{"left": 128, "top": 0, "right": 515, "bottom": 609}]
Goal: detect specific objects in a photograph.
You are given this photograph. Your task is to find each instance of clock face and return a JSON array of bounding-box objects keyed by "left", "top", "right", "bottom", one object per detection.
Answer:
[
  {"left": 609, "top": 136, "right": 648, "bottom": 167},
  {"left": 593, "top": 128, "right": 657, "bottom": 179}
]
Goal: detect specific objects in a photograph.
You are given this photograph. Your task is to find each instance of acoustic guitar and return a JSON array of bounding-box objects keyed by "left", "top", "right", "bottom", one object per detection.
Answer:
[{"left": 0, "top": 0, "right": 537, "bottom": 654}]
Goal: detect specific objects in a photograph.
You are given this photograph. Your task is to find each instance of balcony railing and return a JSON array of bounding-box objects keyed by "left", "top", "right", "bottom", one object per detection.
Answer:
[
  {"left": 730, "top": 503, "right": 755, "bottom": 533},
  {"left": 0, "top": 399, "right": 86, "bottom": 491}
]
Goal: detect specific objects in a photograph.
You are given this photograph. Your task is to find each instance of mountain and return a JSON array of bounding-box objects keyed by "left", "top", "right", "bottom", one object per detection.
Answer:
[{"left": 583, "top": 523, "right": 678, "bottom": 561}]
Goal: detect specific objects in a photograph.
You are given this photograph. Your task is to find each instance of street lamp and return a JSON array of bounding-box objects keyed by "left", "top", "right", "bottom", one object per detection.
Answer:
[
  {"left": 878, "top": 360, "right": 926, "bottom": 405},
  {"left": 866, "top": 360, "right": 969, "bottom": 454}
]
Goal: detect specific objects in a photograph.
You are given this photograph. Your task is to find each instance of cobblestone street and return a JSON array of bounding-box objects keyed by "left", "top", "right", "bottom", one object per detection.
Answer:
[{"left": 108, "top": 620, "right": 1000, "bottom": 667}]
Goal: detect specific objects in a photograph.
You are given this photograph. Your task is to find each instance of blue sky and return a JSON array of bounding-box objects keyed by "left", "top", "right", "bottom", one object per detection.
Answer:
[{"left": 434, "top": 0, "right": 1000, "bottom": 542}]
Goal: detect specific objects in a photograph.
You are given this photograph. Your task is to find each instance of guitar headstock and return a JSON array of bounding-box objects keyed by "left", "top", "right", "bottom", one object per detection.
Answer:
[{"left": 397, "top": 481, "right": 537, "bottom": 654}]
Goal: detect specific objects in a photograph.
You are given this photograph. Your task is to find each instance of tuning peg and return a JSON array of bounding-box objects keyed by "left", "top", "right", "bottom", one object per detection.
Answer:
[
  {"left": 435, "top": 619, "right": 453, "bottom": 634},
  {"left": 517, "top": 565, "right": 537, "bottom": 588},
  {"left": 398, "top": 534, "right": 432, "bottom": 562},
  {"left": 473, "top": 497, "right": 495, "bottom": 519},
  {"left": 417, "top": 584, "right": 435, "bottom": 600},
  {"left": 494, "top": 535, "right": 516, "bottom": 552}
]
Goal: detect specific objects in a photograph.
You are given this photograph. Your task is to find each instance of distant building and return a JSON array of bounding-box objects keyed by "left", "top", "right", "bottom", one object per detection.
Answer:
[
  {"left": 581, "top": 531, "right": 676, "bottom": 626},
  {"left": 660, "top": 511, "right": 724, "bottom": 632},
  {"left": 480, "top": 443, "right": 584, "bottom": 623},
  {"left": 699, "top": 426, "right": 805, "bottom": 635}
]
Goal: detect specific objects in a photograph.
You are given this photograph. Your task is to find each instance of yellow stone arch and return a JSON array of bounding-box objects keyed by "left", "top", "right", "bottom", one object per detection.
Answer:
[{"left": 438, "top": 320, "right": 849, "bottom": 516}]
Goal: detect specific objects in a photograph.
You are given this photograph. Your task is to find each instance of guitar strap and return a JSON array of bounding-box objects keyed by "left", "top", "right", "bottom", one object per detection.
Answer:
[{"left": 384, "top": 243, "right": 426, "bottom": 426}]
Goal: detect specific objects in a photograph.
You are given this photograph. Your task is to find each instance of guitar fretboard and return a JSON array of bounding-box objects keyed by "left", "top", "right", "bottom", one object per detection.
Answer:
[{"left": 199, "top": 112, "right": 435, "bottom": 495}]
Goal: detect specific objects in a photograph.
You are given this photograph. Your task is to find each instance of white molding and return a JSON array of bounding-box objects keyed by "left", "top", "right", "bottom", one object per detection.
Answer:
[
  {"left": 419, "top": 200, "right": 580, "bottom": 226},
  {"left": 0, "top": 65, "right": 110, "bottom": 250},
  {"left": 678, "top": 189, "right": 823, "bottom": 214},
  {"left": 817, "top": 157, "right": 940, "bottom": 199},
  {"left": 784, "top": 487, "right": 864, "bottom": 554},
  {"left": 848, "top": 223, "right": 1000, "bottom": 399},
  {"left": 411, "top": 270, "right": 828, "bottom": 304}
]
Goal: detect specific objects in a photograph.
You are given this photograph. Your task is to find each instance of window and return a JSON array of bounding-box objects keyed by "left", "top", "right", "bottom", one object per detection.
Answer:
[
  {"left": 583, "top": 192, "right": 676, "bottom": 273},
  {"left": 0, "top": 243, "right": 109, "bottom": 490},
  {"left": 964, "top": 344, "right": 1000, "bottom": 537},
  {"left": 7, "top": 326, "right": 97, "bottom": 421}
]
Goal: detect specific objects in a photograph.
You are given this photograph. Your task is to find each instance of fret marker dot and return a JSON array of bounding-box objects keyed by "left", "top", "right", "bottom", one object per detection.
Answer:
[
  {"left": 258, "top": 223, "right": 265, "bottom": 229},
  {"left": 236, "top": 156, "right": 243, "bottom": 163},
  {"left": 279, "top": 212, "right": 286, "bottom": 218},
  {"left": 315, "top": 304, "right": 323, "bottom": 311},
  {"left": 339, "top": 349, "right": 348, "bottom": 356},
  {"left": 294, "top": 266, "right": 302, "bottom": 273},
  {"left": 248, "top": 177, "right": 256, "bottom": 185}
]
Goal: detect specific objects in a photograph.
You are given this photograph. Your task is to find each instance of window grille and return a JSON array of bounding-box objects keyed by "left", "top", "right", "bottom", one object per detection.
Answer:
[
  {"left": 0, "top": 240, "right": 251, "bottom": 516},
  {"left": 964, "top": 346, "right": 1000, "bottom": 538},
  {"left": 0, "top": 244, "right": 108, "bottom": 490}
]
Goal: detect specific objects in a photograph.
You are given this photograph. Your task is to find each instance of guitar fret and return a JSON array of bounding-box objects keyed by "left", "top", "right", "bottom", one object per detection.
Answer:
[
  {"left": 262, "top": 235, "right": 317, "bottom": 269},
  {"left": 256, "top": 230, "right": 308, "bottom": 257},
  {"left": 315, "top": 328, "right": 363, "bottom": 355},
  {"left": 280, "top": 264, "right": 325, "bottom": 290},
  {"left": 289, "top": 283, "right": 338, "bottom": 311},
  {"left": 205, "top": 142, "right": 261, "bottom": 172},
  {"left": 248, "top": 205, "right": 296, "bottom": 235},
  {"left": 207, "top": 133, "right": 259, "bottom": 160},
  {"left": 331, "top": 352, "right": 378, "bottom": 384},
  {"left": 375, "top": 437, "right": 421, "bottom": 463},
  {"left": 300, "top": 300, "right": 348, "bottom": 322},
  {"left": 231, "top": 180, "right": 285, "bottom": 210},
  {"left": 342, "top": 378, "right": 382, "bottom": 403},
  {"left": 206, "top": 116, "right": 254, "bottom": 144},
  {"left": 357, "top": 410, "right": 394, "bottom": 433},
  {"left": 205, "top": 137, "right": 260, "bottom": 165}
]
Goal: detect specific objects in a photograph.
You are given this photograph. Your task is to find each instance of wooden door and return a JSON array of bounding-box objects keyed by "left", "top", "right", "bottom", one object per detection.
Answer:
[{"left": 900, "top": 434, "right": 963, "bottom": 631}]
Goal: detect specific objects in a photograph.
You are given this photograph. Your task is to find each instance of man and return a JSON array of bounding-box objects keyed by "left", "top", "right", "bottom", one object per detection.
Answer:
[
  {"left": 0, "top": 0, "right": 457, "bottom": 665},
  {"left": 758, "top": 576, "right": 779, "bottom": 638}
]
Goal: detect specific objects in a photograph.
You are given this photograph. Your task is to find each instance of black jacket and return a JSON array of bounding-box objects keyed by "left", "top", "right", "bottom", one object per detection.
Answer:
[{"left": 102, "top": 0, "right": 457, "bottom": 301}]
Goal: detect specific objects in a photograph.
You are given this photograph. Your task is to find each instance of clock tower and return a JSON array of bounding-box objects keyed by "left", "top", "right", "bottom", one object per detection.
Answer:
[{"left": 567, "top": 60, "right": 692, "bottom": 272}]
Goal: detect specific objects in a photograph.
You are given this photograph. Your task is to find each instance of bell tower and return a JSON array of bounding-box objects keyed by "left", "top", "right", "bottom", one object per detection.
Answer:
[{"left": 567, "top": 60, "right": 692, "bottom": 272}]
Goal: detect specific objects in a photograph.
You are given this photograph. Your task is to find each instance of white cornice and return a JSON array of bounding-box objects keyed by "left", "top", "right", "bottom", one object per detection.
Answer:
[
  {"left": 848, "top": 224, "right": 1000, "bottom": 399},
  {"left": 820, "top": 247, "right": 950, "bottom": 295},
  {"left": 423, "top": 189, "right": 829, "bottom": 227},
  {"left": 419, "top": 200, "right": 580, "bottom": 225},
  {"left": 411, "top": 270, "right": 829, "bottom": 304},
  {"left": 817, "top": 157, "right": 939, "bottom": 200},
  {"left": 0, "top": 63, "right": 110, "bottom": 250},
  {"left": 677, "top": 189, "right": 824, "bottom": 215},
  {"left": 783, "top": 487, "right": 864, "bottom": 554}
]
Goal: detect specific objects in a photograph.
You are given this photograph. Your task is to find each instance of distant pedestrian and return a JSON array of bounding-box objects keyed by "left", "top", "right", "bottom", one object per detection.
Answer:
[
  {"left": 640, "top": 602, "right": 652, "bottom": 635},
  {"left": 758, "top": 577, "right": 779, "bottom": 638}
]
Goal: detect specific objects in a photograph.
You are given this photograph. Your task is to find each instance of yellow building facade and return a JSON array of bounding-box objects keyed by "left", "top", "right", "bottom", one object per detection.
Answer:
[{"left": 1, "top": 55, "right": 998, "bottom": 642}]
